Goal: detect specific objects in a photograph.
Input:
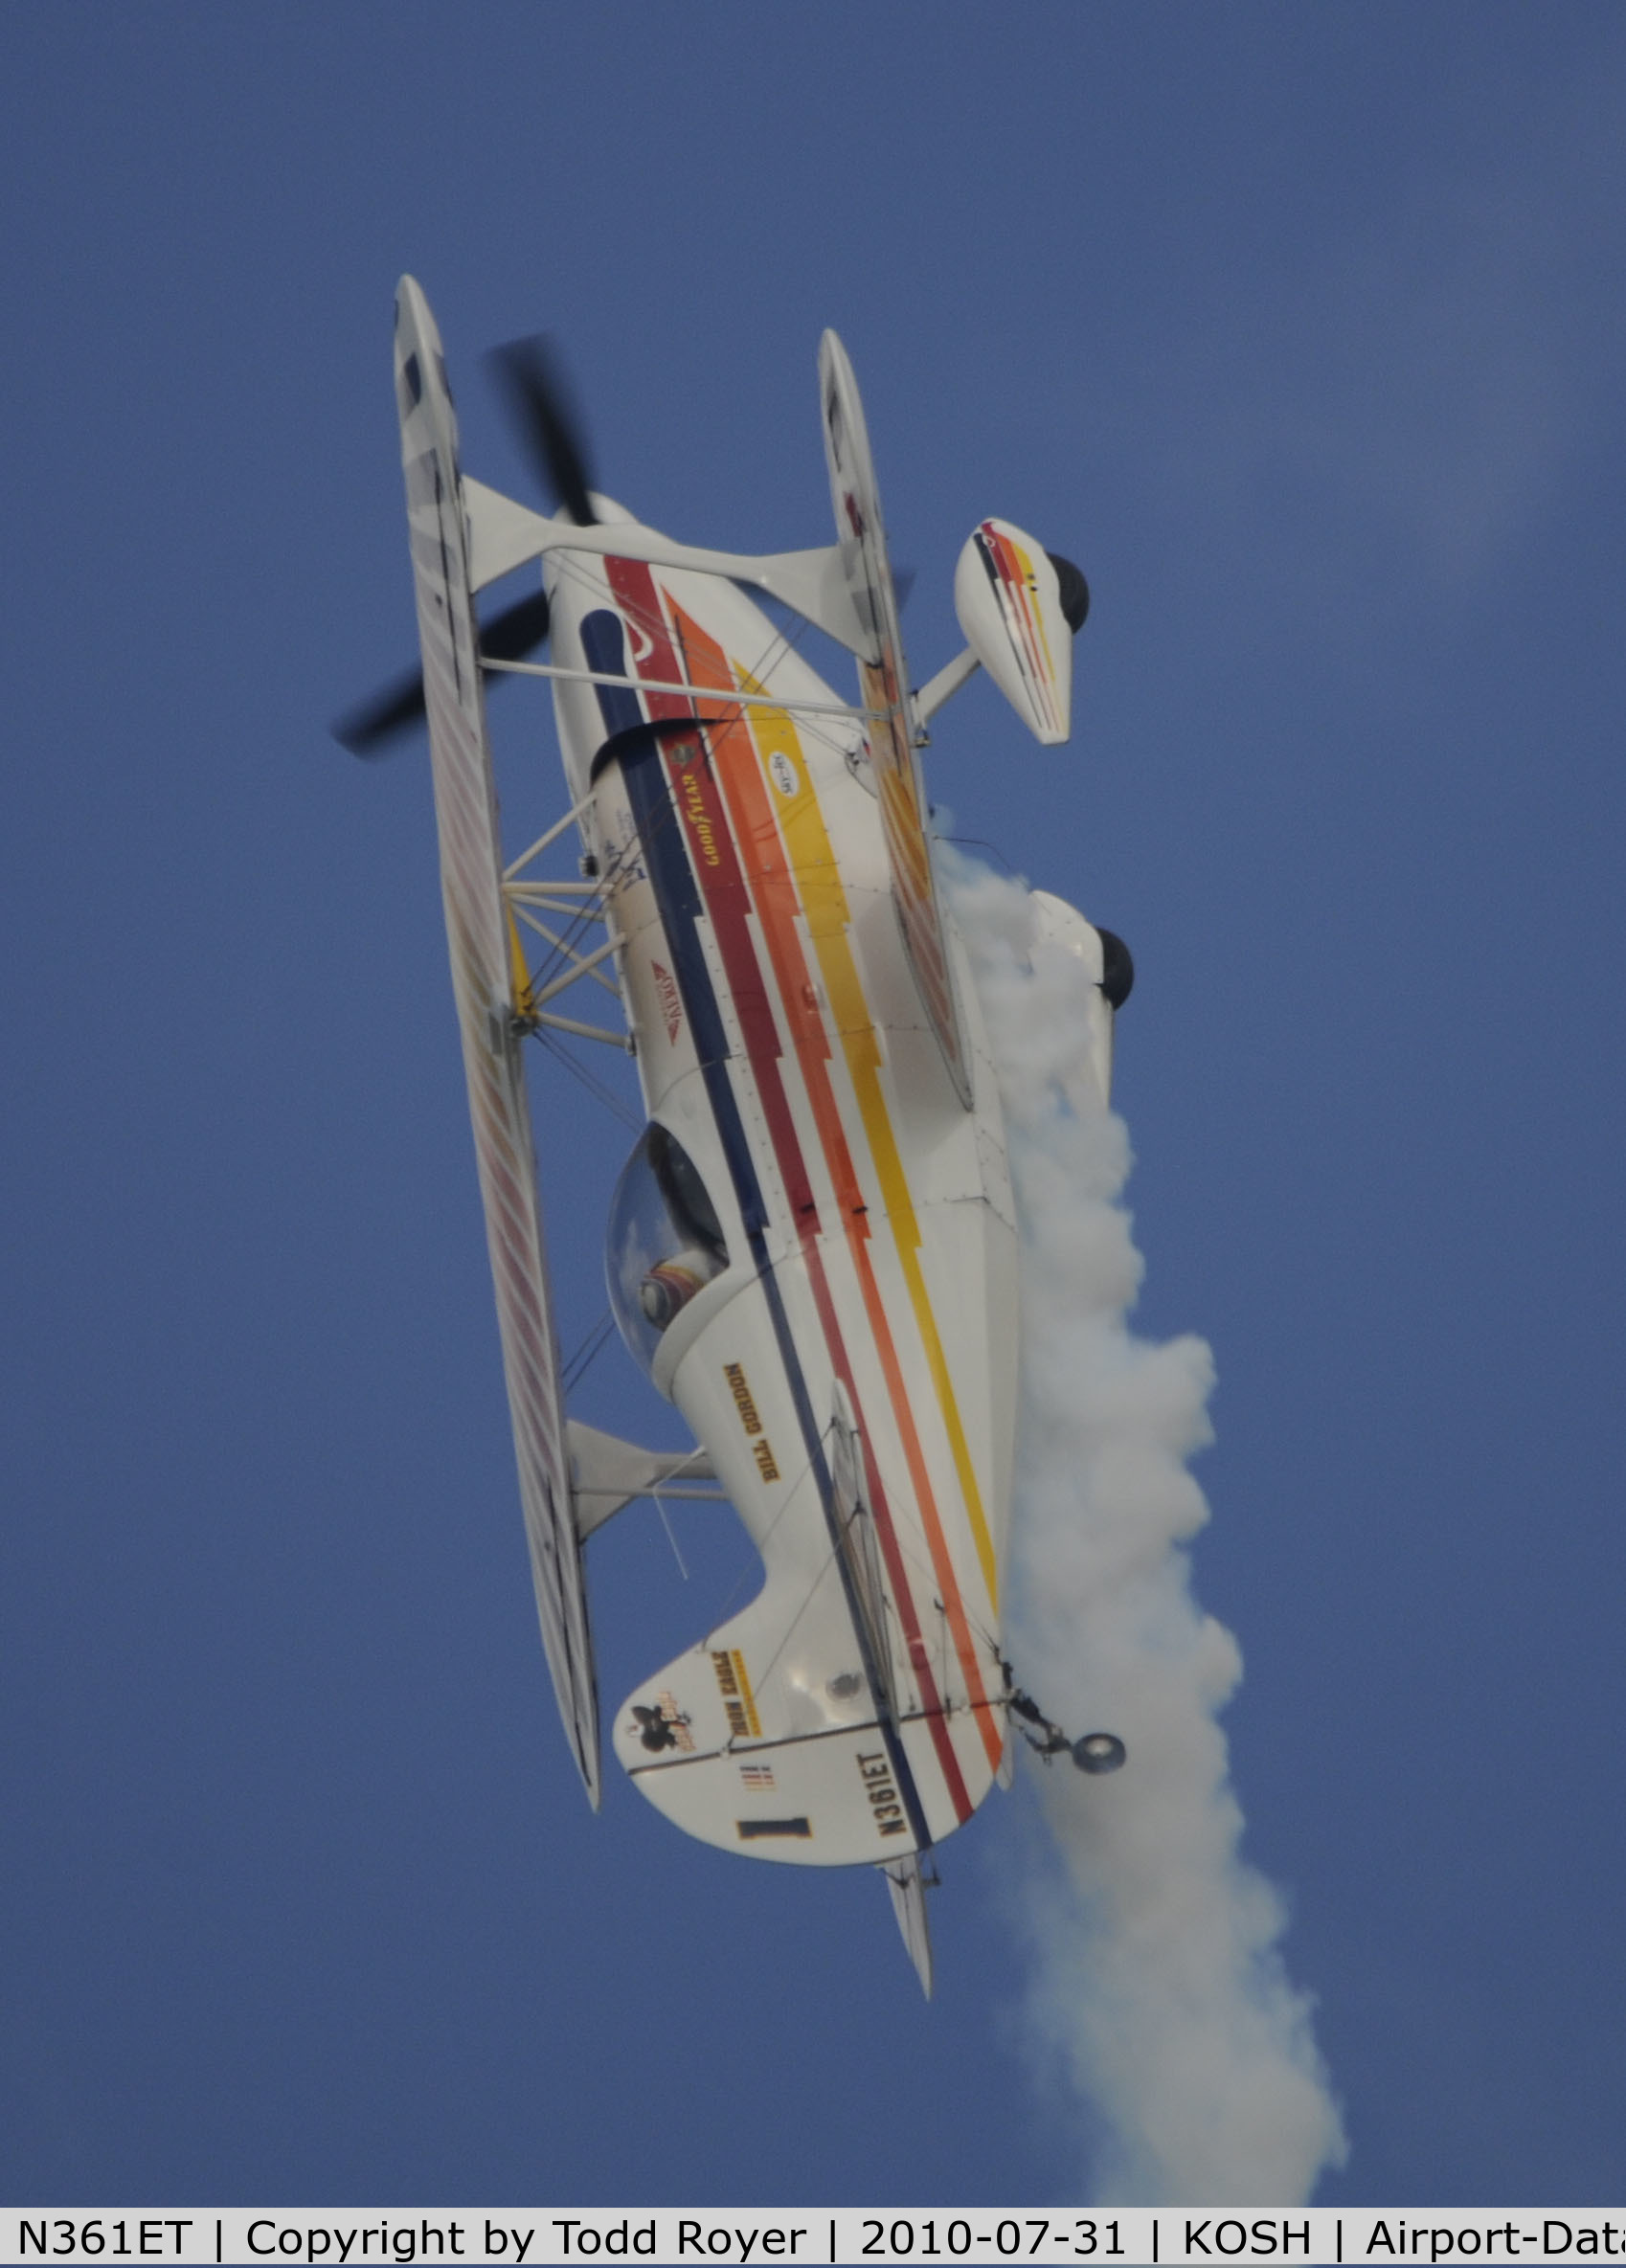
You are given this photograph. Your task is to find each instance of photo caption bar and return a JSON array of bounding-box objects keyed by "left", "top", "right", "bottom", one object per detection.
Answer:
[{"left": 5, "top": 2210, "right": 1626, "bottom": 2267}]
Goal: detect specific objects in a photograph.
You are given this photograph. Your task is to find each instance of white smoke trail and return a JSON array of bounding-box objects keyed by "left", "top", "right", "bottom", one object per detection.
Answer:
[{"left": 946, "top": 852, "right": 1346, "bottom": 2207}]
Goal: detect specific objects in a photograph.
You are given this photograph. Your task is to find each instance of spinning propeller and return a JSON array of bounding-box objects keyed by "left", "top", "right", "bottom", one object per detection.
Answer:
[
  {"left": 485, "top": 335, "right": 598, "bottom": 529},
  {"left": 332, "top": 586, "right": 554, "bottom": 756},
  {"left": 333, "top": 335, "right": 595, "bottom": 757}
]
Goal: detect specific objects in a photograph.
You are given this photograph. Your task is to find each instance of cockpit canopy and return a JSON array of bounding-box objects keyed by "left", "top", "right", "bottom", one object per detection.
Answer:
[{"left": 606, "top": 1123, "right": 730, "bottom": 1377}]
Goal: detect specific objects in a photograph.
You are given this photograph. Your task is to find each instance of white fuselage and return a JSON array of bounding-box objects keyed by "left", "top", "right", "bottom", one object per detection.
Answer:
[{"left": 545, "top": 515, "right": 1020, "bottom": 1865}]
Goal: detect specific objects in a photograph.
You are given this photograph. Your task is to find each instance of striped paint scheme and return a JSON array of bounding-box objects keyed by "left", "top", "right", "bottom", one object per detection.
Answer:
[
  {"left": 676, "top": 620, "right": 1005, "bottom": 1774},
  {"left": 598, "top": 556, "right": 1007, "bottom": 1817},
  {"left": 590, "top": 586, "right": 938, "bottom": 1847},
  {"left": 970, "top": 520, "right": 1066, "bottom": 741}
]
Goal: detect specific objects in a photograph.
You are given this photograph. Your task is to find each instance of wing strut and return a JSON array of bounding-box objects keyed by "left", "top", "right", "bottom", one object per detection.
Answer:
[{"left": 393, "top": 275, "right": 600, "bottom": 1805}]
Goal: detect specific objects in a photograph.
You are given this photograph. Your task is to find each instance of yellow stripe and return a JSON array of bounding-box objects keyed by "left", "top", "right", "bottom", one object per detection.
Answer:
[
  {"left": 739, "top": 674, "right": 999, "bottom": 1607},
  {"left": 731, "top": 1650, "right": 763, "bottom": 1739},
  {"left": 1004, "top": 528, "right": 1060, "bottom": 695}
]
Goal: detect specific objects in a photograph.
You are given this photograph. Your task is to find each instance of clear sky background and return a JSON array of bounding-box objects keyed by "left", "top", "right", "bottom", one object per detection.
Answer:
[{"left": 3, "top": 0, "right": 1623, "bottom": 2211}]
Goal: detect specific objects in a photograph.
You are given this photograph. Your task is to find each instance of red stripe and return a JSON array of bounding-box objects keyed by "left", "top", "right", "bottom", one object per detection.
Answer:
[
  {"left": 606, "top": 563, "right": 976, "bottom": 1824},
  {"left": 671, "top": 610, "right": 1002, "bottom": 1787}
]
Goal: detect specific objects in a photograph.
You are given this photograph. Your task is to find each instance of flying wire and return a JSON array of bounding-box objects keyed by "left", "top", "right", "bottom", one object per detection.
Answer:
[
  {"left": 533, "top": 1025, "right": 642, "bottom": 1130},
  {"left": 561, "top": 1309, "right": 617, "bottom": 1391}
]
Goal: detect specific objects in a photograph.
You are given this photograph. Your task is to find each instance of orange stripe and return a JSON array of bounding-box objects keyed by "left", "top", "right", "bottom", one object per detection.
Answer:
[
  {"left": 729, "top": 670, "right": 1002, "bottom": 1605},
  {"left": 668, "top": 606, "right": 1002, "bottom": 1773},
  {"left": 655, "top": 619, "right": 978, "bottom": 1812}
]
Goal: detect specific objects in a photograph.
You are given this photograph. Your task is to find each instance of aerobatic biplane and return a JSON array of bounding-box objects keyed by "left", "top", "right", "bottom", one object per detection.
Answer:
[{"left": 338, "top": 278, "right": 1132, "bottom": 1993}]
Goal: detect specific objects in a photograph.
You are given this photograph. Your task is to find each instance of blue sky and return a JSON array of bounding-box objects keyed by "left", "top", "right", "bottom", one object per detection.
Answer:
[{"left": 3, "top": 0, "right": 1624, "bottom": 2209}]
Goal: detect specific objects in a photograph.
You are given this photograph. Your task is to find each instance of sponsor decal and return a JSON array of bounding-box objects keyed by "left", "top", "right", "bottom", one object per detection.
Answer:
[
  {"left": 768, "top": 749, "right": 798, "bottom": 798},
  {"left": 723, "top": 1361, "right": 762, "bottom": 1435},
  {"left": 711, "top": 1649, "right": 763, "bottom": 1740},
  {"left": 650, "top": 958, "right": 682, "bottom": 1044},
  {"left": 678, "top": 764, "right": 722, "bottom": 867},
  {"left": 855, "top": 1747, "right": 909, "bottom": 1839},
  {"left": 629, "top": 1692, "right": 694, "bottom": 1755},
  {"left": 720, "top": 1366, "right": 779, "bottom": 1476}
]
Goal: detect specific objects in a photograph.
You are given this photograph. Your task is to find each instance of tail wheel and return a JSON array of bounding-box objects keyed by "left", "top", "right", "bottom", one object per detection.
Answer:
[{"left": 1073, "top": 1732, "right": 1127, "bottom": 1775}]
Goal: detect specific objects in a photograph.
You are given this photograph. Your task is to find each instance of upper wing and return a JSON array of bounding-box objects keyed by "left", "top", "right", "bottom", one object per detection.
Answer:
[
  {"left": 393, "top": 276, "right": 599, "bottom": 1804},
  {"left": 818, "top": 331, "right": 973, "bottom": 1109}
]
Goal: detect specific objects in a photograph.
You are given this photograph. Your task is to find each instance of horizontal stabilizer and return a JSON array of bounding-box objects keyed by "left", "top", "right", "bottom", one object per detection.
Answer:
[
  {"left": 566, "top": 1419, "right": 718, "bottom": 1538},
  {"left": 881, "top": 1853, "right": 935, "bottom": 1999}
]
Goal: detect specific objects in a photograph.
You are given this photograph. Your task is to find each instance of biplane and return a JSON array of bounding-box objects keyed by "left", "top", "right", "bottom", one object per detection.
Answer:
[{"left": 338, "top": 278, "right": 1132, "bottom": 1994}]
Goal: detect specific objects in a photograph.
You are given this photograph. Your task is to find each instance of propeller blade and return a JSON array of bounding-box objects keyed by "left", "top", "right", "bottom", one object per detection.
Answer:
[
  {"left": 478, "top": 584, "right": 552, "bottom": 662},
  {"left": 332, "top": 586, "right": 553, "bottom": 758},
  {"left": 332, "top": 666, "right": 427, "bottom": 758},
  {"left": 486, "top": 335, "right": 598, "bottom": 525}
]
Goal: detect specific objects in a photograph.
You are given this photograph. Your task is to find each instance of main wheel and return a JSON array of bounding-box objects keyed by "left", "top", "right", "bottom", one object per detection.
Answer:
[
  {"left": 1046, "top": 551, "right": 1090, "bottom": 632},
  {"left": 1097, "top": 930, "right": 1134, "bottom": 1010}
]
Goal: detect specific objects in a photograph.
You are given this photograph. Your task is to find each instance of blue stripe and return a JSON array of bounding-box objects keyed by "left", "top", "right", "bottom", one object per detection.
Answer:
[
  {"left": 581, "top": 609, "right": 643, "bottom": 736},
  {"left": 584, "top": 606, "right": 933, "bottom": 1853}
]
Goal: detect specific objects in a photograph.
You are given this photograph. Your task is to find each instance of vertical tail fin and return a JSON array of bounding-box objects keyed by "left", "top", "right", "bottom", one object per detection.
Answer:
[{"left": 881, "top": 1854, "right": 935, "bottom": 1999}]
